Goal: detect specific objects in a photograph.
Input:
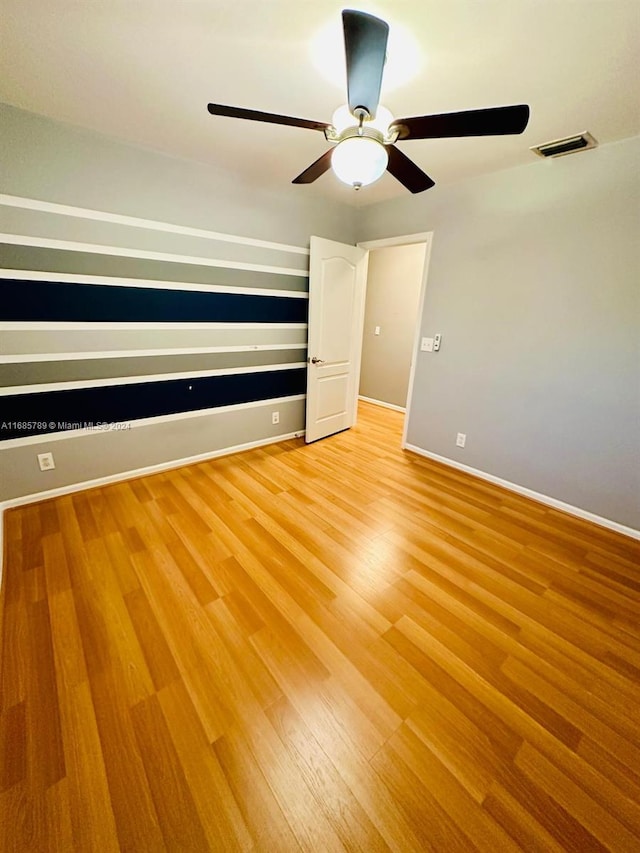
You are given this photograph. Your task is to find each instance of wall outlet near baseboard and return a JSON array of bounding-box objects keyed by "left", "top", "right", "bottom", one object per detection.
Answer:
[
  {"left": 38, "top": 452, "right": 56, "bottom": 471},
  {"left": 272, "top": 411, "right": 280, "bottom": 425},
  {"left": 456, "top": 433, "right": 466, "bottom": 448}
]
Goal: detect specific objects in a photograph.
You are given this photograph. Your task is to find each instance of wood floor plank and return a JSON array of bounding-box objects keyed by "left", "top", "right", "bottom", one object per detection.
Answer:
[
  {"left": 165, "top": 536, "right": 220, "bottom": 605},
  {"left": 213, "top": 726, "right": 304, "bottom": 852},
  {"left": 577, "top": 735, "right": 640, "bottom": 797},
  {"left": 26, "top": 597, "right": 65, "bottom": 791},
  {"left": 383, "top": 623, "right": 524, "bottom": 760},
  {"left": 79, "top": 538, "right": 156, "bottom": 707},
  {"left": 265, "top": 695, "right": 391, "bottom": 853},
  {"left": 83, "top": 667, "right": 165, "bottom": 851},
  {"left": 157, "top": 679, "right": 255, "bottom": 852},
  {"left": 129, "top": 547, "right": 235, "bottom": 742},
  {"left": 205, "top": 596, "right": 282, "bottom": 711},
  {"left": 21, "top": 504, "right": 43, "bottom": 572},
  {"left": 396, "top": 528, "right": 640, "bottom": 703},
  {"left": 46, "top": 588, "right": 88, "bottom": 700},
  {"left": 394, "top": 615, "right": 585, "bottom": 757},
  {"left": 1, "top": 782, "right": 62, "bottom": 853},
  {"left": 0, "top": 700, "right": 26, "bottom": 791},
  {"left": 501, "top": 655, "right": 640, "bottom": 781},
  {"left": 0, "top": 580, "right": 28, "bottom": 711},
  {"left": 250, "top": 630, "right": 427, "bottom": 851},
  {"left": 100, "top": 528, "right": 144, "bottom": 597},
  {"left": 388, "top": 723, "right": 523, "bottom": 853},
  {"left": 250, "top": 624, "right": 385, "bottom": 761},
  {"left": 124, "top": 585, "right": 181, "bottom": 691},
  {"left": 56, "top": 680, "right": 119, "bottom": 853},
  {"left": 130, "top": 693, "right": 210, "bottom": 851},
  {"left": 1, "top": 401, "right": 639, "bottom": 851},
  {"left": 42, "top": 532, "right": 71, "bottom": 599},
  {"left": 43, "top": 777, "right": 73, "bottom": 853},
  {"left": 369, "top": 740, "right": 472, "bottom": 852},
  {"left": 482, "top": 777, "right": 585, "bottom": 853},
  {"left": 400, "top": 560, "right": 640, "bottom": 748},
  {"left": 515, "top": 741, "right": 639, "bottom": 852}
]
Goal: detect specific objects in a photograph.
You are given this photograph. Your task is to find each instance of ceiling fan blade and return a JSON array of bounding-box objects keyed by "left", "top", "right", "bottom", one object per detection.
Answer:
[
  {"left": 391, "top": 105, "right": 530, "bottom": 140},
  {"left": 207, "top": 103, "right": 329, "bottom": 132},
  {"left": 386, "top": 146, "right": 435, "bottom": 194},
  {"left": 292, "top": 150, "right": 334, "bottom": 184},
  {"left": 342, "top": 10, "right": 389, "bottom": 119}
]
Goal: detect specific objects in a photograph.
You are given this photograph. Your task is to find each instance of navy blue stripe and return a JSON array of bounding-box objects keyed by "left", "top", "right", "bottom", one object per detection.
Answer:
[
  {"left": 0, "top": 280, "right": 308, "bottom": 323},
  {"left": 0, "top": 369, "right": 307, "bottom": 440}
]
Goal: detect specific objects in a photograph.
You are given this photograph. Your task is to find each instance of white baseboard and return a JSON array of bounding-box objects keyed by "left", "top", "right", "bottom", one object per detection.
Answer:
[
  {"left": 358, "top": 395, "right": 406, "bottom": 414},
  {"left": 0, "top": 430, "right": 302, "bottom": 588},
  {"left": 403, "top": 443, "right": 640, "bottom": 542}
]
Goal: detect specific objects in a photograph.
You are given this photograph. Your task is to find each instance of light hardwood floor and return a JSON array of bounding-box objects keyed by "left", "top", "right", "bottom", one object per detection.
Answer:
[{"left": 1, "top": 401, "right": 639, "bottom": 852}]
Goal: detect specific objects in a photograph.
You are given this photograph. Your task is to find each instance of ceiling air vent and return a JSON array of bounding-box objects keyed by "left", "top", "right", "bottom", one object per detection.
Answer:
[{"left": 531, "top": 131, "right": 598, "bottom": 159}]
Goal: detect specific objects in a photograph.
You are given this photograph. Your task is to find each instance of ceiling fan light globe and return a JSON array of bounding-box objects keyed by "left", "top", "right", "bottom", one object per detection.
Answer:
[{"left": 331, "top": 137, "right": 388, "bottom": 188}]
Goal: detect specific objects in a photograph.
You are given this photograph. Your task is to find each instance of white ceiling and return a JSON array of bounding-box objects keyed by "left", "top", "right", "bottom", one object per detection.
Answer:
[{"left": 1, "top": 1, "right": 639, "bottom": 207}]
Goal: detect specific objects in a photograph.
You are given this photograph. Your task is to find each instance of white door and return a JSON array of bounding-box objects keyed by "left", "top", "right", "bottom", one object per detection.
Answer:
[{"left": 305, "top": 236, "right": 369, "bottom": 443}]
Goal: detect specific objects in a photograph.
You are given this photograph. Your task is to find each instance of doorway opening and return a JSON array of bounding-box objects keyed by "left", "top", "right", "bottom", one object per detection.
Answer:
[{"left": 356, "top": 232, "right": 433, "bottom": 445}]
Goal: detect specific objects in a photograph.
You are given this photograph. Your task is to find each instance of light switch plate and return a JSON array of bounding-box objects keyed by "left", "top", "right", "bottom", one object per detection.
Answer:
[{"left": 421, "top": 337, "right": 434, "bottom": 352}]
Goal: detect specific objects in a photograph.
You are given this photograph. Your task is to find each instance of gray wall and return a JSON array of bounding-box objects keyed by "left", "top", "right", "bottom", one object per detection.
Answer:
[
  {"left": 357, "top": 136, "right": 640, "bottom": 531},
  {"left": 0, "top": 104, "right": 357, "bottom": 502},
  {"left": 1, "top": 104, "right": 357, "bottom": 247},
  {"left": 359, "top": 242, "right": 426, "bottom": 409}
]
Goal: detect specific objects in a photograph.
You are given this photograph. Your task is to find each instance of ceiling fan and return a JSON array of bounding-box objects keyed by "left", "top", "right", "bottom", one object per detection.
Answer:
[{"left": 207, "top": 9, "right": 530, "bottom": 194}]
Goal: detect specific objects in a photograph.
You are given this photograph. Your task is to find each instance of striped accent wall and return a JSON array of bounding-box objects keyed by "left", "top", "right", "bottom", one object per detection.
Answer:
[{"left": 0, "top": 195, "right": 309, "bottom": 498}]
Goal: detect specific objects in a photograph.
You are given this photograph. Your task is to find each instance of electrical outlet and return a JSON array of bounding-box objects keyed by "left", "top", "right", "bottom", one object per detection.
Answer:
[
  {"left": 38, "top": 452, "right": 55, "bottom": 471},
  {"left": 272, "top": 411, "right": 280, "bottom": 425},
  {"left": 456, "top": 433, "right": 466, "bottom": 448}
]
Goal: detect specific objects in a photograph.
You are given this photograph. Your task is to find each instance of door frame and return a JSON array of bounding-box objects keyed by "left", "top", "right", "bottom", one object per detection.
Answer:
[{"left": 356, "top": 231, "right": 434, "bottom": 449}]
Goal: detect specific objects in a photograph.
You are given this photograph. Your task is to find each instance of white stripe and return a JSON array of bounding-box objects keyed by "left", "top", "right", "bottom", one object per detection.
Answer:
[
  {"left": 0, "top": 193, "right": 310, "bottom": 256},
  {"left": 0, "top": 234, "right": 305, "bottom": 277},
  {"left": 0, "top": 321, "right": 307, "bottom": 331},
  {"left": 0, "top": 362, "right": 307, "bottom": 396},
  {"left": 0, "top": 268, "right": 308, "bottom": 297},
  {"left": 0, "top": 395, "right": 306, "bottom": 448},
  {"left": 404, "top": 444, "right": 640, "bottom": 542},
  {"left": 0, "top": 343, "right": 307, "bottom": 364}
]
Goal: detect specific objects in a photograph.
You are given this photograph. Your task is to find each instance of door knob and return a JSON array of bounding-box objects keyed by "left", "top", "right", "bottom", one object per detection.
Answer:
[{"left": 310, "top": 356, "right": 325, "bottom": 364}]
